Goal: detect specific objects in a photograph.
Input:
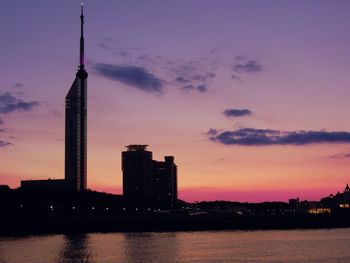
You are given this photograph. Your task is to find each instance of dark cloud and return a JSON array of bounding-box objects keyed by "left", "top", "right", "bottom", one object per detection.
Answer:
[
  {"left": 182, "top": 85, "right": 195, "bottom": 91},
  {"left": 97, "top": 38, "right": 143, "bottom": 55},
  {"left": 97, "top": 42, "right": 112, "bottom": 50},
  {"left": 196, "top": 84, "right": 208, "bottom": 92},
  {"left": 233, "top": 60, "right": 263, "bottom": 73},
  {"left": 206, "top": 128, "right": 218, "bottom": 136},
  {"left": 175, "top": 76, "right": 190, "bottom": 84},
  {"left": 235, "top": 55, "right": 247, "bottom": 61},
  {"left": 330, "top": 152, "right": 350, "bottom": 159},
  {"left": 0, "top": 140, "right": 12, "bottom": 148},
  {"left": 0, "top": 92, "right": 39, "bottom": 114},
  {"left": 191, "top": 72, "right": 216, "bottom": 82},
  {"left": 231, "top": 75, "right": 241, "bottom": 81},
  {"left": 176, "top": 72, "right": 214, "bottom": 94},
  {"left": 182, "top": 84, "right": 208, "bottom": 93},
  {"left": 174, "top": 71, "right": 216, "bottom": 84},
  {"left": 0, "top": 117, "right": 3, "bottom": 125},
  {"left": 223, "top": 109, "right": 252, "bottom": 117},
  {"left": 49, "top": 110, "right": 62, "bottom": 118},
  {"left": 166, "top": 60, "right": 176, "bottom": 65},
  {"left": 13, "top": 83, "right": 23, "bottom": 88},
  {"left": 170, "top": 59, "right": 217, "bottom": 94},
  {"left": 117, "top": 51, "right": 128, "bottom": 57},
  {"left": 208, "top": 128, "right": 350, "bottom": 146},
  {"left": 94, "top": 63, "right": 165, "bottom": 94},
  {"left": 95, "top": 40, "right": 220, "bottom": 94}
]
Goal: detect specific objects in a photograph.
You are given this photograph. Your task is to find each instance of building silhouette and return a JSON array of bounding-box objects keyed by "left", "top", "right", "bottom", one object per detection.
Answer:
[
  {"left": 122, "top": 145, "right": 178, "bottom": 208},
  {"left": 20, "top": 179, "right": 67, "bottom": 191},
  {"left": 65, "top": 4, "right": 88, "bottom": 191},
  {"left": 317, "top": 183, "right": 350, "bottom": 214},
  {"left": 152, "top": 156, "right": 178, "bottom": 208},
  {"left": 122, "top": 145, "right": 153, "bottom": 205},
  {"left": 21, "top": 5, "right": 88, "bottom": 192}
]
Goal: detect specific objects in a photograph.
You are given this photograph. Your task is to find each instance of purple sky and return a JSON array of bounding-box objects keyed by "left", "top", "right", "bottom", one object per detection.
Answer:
[{"left": 1, "top": 0, "right": 350, "bottom": 202}]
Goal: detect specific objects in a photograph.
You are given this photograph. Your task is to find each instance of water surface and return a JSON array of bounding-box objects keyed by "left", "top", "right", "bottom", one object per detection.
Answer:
[{"left": 1, "top": 228, "right": 349, "bottom": 263}]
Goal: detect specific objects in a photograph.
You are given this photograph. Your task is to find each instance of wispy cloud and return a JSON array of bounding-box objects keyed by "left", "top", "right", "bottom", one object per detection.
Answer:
[
  {"left": 96, "top": 38, "right": 266, "bottom": 94},
  {"left": 174, "top": 76, "right": 190, "bottom": 84},
  {"left": 330, "top": 152, "right": 350, "bottom": 159},
  {"left": 233, "top": 60, "right": 263, "bottom": 73},
  {"left": 231, "top": 75, "right": 241, "bottom": 81},
  {"left": 0, "top": 140, "right": 12, "bottom": 148},
  {"left": 0, "top": 92, "right": 39, "bottom": 114},
  {"left": 94, "top": 63, "right": 165, "bottom": 94},
  {"left": 223, "top": 109, "right": 252, "bottom": 117},
  {"left": 96, "top": 38, "right": 219, "bottom": 94},
  {"left": 208, "top": 128, "right": 350, "bottom": 146},
  {"left": 171, "top": 62, "right": 216, "bottom": 93},
  {"left": 13, "top": 83, "right": 23, "bottom": 88},
  {"left": 97, "top": 38, "right": 142, "bottom": 54},
  {"left": 182, "top": 84, "right": 208, "bottom": 93}
]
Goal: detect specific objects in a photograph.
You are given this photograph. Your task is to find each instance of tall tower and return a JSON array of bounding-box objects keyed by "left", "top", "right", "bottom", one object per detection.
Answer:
[{"left": 65, "top": 4, "right": 88, "bottom": 191}]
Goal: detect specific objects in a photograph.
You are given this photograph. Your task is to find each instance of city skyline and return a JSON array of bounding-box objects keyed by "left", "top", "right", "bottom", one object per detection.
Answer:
[{"left": 1, "top": 1, "right": 350, "bottom": 202}]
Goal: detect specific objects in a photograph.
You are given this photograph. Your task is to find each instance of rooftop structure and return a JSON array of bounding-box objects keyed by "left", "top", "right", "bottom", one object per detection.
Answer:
[{"left": 125, "top": 145, "right": 149, "bottom": 151}]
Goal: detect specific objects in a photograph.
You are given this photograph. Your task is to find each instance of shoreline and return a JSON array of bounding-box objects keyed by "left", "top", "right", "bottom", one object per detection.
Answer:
[{"left": 1, "top": 214, "right": 350, "bottom": 236}]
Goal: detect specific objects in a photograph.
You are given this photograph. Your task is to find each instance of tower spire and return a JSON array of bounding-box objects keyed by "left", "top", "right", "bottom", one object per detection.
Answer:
[{"left": 79, "top": 3, "right": 85, "bottom": 69}]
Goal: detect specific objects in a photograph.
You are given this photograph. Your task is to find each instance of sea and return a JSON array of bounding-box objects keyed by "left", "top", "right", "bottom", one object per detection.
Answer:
[{"left": 0, "top": 228, "right": 350, "bottom": 263}]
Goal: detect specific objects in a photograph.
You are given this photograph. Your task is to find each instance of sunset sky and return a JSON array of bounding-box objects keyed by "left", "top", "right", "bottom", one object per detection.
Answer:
[{"left": 1, "top": 0, "right": 350, "bottom": 202}]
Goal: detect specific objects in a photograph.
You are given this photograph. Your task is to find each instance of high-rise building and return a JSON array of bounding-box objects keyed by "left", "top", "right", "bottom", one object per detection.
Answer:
[
  {"left": 65, "top": 4, "right": 88, "bottom": 192},
  {"left": 122, "top": 145, "right": 178, "bottom": 208},
  {"left": 152, "top": 156, "right": 178, "bottom": 208},
  {"left": 122, "top": 145, "right": 153, "bottom": 205}
]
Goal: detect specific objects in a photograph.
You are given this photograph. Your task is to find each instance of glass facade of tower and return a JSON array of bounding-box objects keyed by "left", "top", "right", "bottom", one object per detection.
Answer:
[{"left": 65, "top": 71, "right": 87, "bottom": 191}]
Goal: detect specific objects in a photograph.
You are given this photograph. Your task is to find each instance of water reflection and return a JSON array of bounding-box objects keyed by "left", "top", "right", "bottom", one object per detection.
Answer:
[
  {"left": 123, "top": 232, "right": 179, "bottom": 263},
  {"left": 1, "top": 228, "right": 348, "bottom": 263},
  {"left": 56, "top": 234, "right": 92, "bottom": 263},
  {"left": 53, "top": 232, "right": 180, "bottom": 263}
]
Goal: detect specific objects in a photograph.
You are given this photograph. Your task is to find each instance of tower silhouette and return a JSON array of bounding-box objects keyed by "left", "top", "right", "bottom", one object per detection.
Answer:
[{"left": 65, "top": 4, "right": 88, "bottom": 191}]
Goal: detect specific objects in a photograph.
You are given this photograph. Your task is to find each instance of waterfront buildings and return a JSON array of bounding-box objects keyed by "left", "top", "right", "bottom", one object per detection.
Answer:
[
  {"left": 20, "top": 179, "right": 67, "bottom": 191},
  {"left": 122, "top": 145, "right": 178, "bottom": 208},
  {"left": 122, "top": 145, "right": 153, "bottom": 204},
  {"left": 152, "top": 156, "right": 178, "bottom": 208},
  {"left": 313, "top": 183, "right": 350, "bottom": 214}
]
